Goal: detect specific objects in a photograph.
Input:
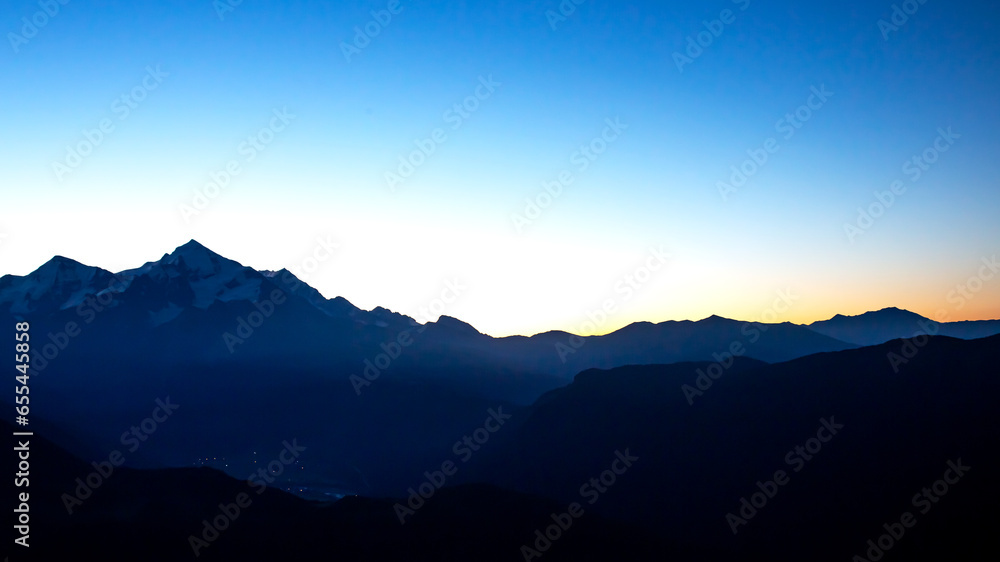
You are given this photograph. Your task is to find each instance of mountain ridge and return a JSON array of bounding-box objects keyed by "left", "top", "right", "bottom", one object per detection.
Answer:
[
  {"left": 807, "top": 306, "right": 1000, "bottom": 345},
  {"left": 4, "top": 240, "right": 998, "bottom": 340}
]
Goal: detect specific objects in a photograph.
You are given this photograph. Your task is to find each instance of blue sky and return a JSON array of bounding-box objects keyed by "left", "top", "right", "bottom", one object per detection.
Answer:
[{"left": 2, "top": 0, "right": 999, "bottom": 336}]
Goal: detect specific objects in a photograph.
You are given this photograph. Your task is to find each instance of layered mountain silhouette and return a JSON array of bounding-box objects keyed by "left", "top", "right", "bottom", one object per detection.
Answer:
[
  {"left": 2, "top": 241, "right": 999, "bottom": 560},
  {"left": 807, "top": 306, "right": 1000, "bottom": 346},
  {"left": 459, "top": 335, "right": 1000, "bottom": 560},
  {"left": 5, "top": 335, "right": 997, "bottom": 560},
  {"left": 1, "top": 240, "right": 862, "bottom": 383},
  {"left": 3, "top": 417, "right": 676, "bottom": 561}
]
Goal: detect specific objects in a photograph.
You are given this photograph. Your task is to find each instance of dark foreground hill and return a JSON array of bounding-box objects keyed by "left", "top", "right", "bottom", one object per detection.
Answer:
[
  {"left": 460, "top": 334, "right": 1000, "bottom": 561},
  {"left": 4, "top": 417, "right": 686, "bottom": 561},
  {"left": 5, "top": 334, "right": 999, "bottom": 561}
]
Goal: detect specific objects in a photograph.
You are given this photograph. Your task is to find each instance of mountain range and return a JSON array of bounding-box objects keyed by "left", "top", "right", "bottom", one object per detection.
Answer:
[
  {"left": 5, "top": 240, "right": 996, "bottom": 383},
  {"left": 3, "top": 241, "right": 999, "bottom": 560}
]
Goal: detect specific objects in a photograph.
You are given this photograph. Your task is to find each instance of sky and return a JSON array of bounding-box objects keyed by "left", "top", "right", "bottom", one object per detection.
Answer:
[{"left": 2, "top": 0, "right": 999, "bottom": 337}]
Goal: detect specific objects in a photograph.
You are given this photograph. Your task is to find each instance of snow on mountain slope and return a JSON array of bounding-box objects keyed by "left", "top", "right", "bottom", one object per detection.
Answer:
[
  {"left": 1, "top": 240, "right": 410, "bottom": 330},
  {"left": 119, "top": 239, "right": 263, "bottom": 310},
  {"left": 0, "top": 256, "right": 124, "bottom": 314}
]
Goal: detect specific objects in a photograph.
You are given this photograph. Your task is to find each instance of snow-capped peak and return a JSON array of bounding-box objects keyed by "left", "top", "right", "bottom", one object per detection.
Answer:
[
  {"left": 118, "top": 240, "right": 262, "bottom": 310},
  {"left": 0, "top": 256, "right": 120, "bottom": 314}
]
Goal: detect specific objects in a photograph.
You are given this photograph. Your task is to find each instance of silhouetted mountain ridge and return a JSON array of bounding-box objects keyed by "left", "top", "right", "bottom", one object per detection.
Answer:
[
  {"left": 807, "top": 306, "right": 1000, "bottom": 345},
  {"left": 459, "top": 334, "right": 1000, "bottom": 561}
]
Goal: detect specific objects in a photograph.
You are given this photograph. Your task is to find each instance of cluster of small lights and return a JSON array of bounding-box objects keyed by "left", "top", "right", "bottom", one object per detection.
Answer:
[
  {"left": 189, "top": 452, "right": 306, "bottom": 483},
  {"left": 192, "top": 456, "right": 229, "bottom": 468}
]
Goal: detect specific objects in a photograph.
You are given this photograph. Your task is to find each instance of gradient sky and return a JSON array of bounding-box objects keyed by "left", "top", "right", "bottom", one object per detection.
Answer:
[{"left": 2, "top": 0, "right": 999, "bottom": 337}]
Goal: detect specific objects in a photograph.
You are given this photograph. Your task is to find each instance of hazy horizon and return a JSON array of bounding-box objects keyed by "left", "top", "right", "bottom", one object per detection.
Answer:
[
  {"left": 3, "top": 0, "right": 998, "bottom": 337},
  {"left": 3, "top": 237, "right": 997, "bottom": 339}
]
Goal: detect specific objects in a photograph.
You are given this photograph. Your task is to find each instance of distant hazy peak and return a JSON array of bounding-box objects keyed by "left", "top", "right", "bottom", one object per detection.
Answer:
[{"left": 430, "top": 315, "right": 482, "bottom": 335}]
